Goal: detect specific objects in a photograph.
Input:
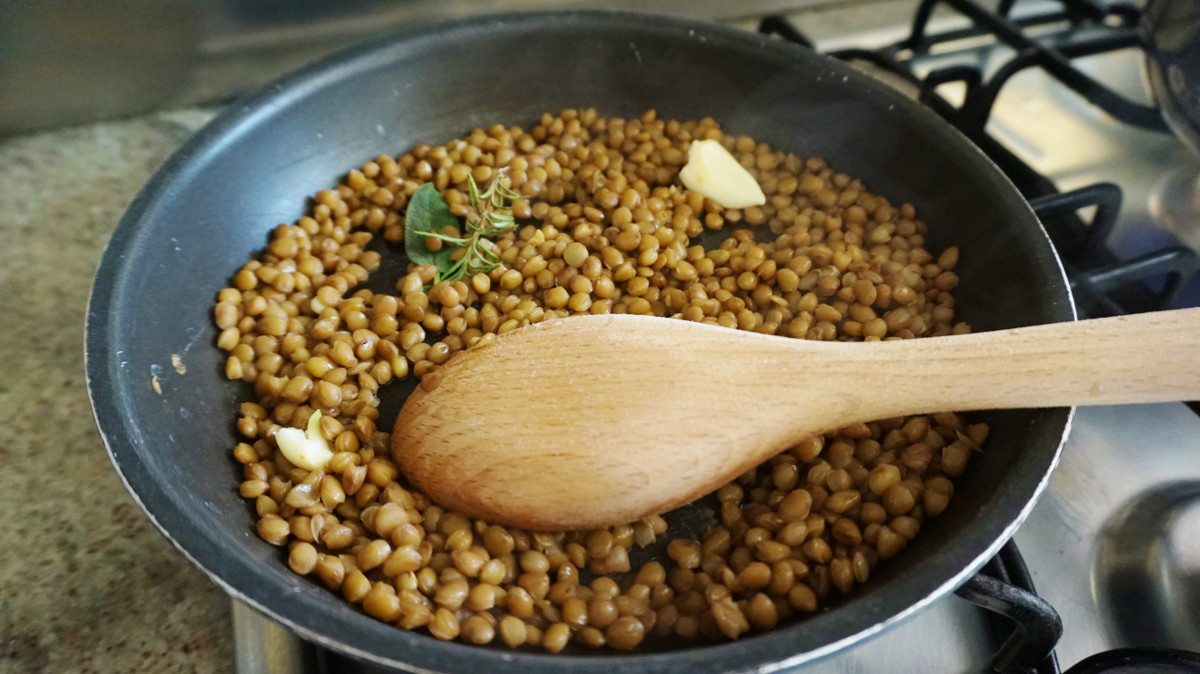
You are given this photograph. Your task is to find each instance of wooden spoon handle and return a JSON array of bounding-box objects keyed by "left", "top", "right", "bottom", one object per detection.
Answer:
[{"left": 833, "top": 307, "right": 1200, "bottom": 420}]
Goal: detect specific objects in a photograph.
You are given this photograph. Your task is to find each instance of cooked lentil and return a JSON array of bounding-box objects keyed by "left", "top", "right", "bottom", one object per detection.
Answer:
[{"left": 216, "top": 108, "right": 984, "bottom": 652}]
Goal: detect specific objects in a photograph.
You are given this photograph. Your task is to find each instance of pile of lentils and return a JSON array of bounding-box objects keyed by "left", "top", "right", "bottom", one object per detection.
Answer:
[{"left": 214, "top": 108, "right": 988, "bottom": 652}]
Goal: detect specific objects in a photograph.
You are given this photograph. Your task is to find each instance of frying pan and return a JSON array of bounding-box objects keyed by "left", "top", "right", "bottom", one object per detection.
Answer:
[{"left": 85, "top": 10, "right": 1075, "bottom": 673}]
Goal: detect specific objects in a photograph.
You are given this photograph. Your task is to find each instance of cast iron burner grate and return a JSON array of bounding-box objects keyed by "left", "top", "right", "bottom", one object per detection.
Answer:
[{"left": 759, "top": 1, "right": 1200, "bottom": 672}]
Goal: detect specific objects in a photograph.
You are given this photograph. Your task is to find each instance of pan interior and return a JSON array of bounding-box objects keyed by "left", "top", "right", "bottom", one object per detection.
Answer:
[{"left": 87, "top": 11, "right": 1072, "bottom": 673}]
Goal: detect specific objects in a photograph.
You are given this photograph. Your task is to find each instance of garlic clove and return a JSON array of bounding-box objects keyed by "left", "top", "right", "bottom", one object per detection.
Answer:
[
  {"left": 275, "top": 410, "right": 334, "bottom": 471},
  {"left": 678, "top": 139, "right": 766, "bottom": 209}
]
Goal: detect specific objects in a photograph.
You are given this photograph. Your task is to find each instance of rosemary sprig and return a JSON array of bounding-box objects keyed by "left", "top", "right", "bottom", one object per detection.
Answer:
[{"left": 414, "top": 168, "right": 520, "bottom": 284}]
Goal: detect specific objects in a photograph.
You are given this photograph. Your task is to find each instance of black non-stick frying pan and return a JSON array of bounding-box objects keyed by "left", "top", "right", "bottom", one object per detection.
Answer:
[{"left": 85, "top": 11, "right": 1074, "bottom": 673}]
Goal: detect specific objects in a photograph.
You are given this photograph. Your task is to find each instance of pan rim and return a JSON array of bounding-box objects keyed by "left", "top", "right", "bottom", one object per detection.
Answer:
[{"left": 84, "top": 8, "right": 1076, "bottom": 673}]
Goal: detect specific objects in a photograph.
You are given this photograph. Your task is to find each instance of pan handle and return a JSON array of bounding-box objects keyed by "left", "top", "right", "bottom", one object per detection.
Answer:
[{"left": 954, "top": 542, "right": 1064, "bottom": 674}]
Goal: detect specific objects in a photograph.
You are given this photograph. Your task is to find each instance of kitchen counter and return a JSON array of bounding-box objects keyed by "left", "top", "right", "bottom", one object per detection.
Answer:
[{"left": 0, "top": 108, "right": 231, "bottom": 673}]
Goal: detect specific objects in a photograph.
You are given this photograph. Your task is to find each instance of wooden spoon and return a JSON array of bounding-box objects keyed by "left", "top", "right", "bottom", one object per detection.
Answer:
[{"left": 391, "top": 309, "right": 1200, "bottom": 530}]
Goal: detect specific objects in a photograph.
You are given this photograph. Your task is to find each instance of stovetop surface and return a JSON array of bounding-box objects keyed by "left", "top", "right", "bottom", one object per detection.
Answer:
[{"left": 1018, "top": 403, "right": 1200, "bottom": 669}]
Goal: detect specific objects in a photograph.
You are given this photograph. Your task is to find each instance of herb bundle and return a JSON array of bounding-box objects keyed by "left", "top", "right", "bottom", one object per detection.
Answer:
[{"left": 403, "top": 169, "right": 521, "bottom": 284}]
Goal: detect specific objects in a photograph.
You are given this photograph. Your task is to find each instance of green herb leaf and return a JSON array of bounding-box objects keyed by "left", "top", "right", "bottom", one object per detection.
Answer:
[
  {"left": 404, "top": 183, "right": 460, "bottom": 273},
  {"left": 435, "top": 256, "right": 466, "bottom": 284},
  {"left": 477, "top": 243, "right": 501, "bottom": 262},
  {"left": 415, "top": 230, "right": 470, "bottom": 246},
  {"left": 466, "top": 174, "right": 481, "bottom": 210}
]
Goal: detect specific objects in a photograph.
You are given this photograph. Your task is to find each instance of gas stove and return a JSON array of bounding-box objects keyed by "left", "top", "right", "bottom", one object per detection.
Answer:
[{"left": 233, "top": 1, "right": 1200, "bottom": 672}]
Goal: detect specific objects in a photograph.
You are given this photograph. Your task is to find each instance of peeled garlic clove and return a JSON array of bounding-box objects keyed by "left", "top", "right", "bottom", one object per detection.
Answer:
[
  {"left": 276, "top": 410, "right": 334, "bottom": 471},
  {"left": 678, "top": 139, "right": 766, "bottom": 209}
]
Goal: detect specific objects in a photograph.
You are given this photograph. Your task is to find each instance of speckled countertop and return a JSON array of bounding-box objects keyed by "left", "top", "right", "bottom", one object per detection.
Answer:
[{"left": 0, "top": 109, "right": 234, "bottom": 673}]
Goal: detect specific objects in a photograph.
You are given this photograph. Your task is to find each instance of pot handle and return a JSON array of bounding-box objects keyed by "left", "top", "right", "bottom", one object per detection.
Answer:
[{"left": 954, "top": 542, "right": 1064, "bottom": 674}]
